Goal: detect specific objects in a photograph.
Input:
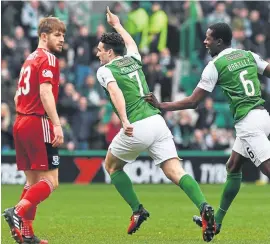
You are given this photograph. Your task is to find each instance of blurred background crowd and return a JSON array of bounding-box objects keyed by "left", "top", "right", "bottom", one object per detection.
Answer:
[{"left": 2, "top": 1, "right": 270, "bottom": 152}]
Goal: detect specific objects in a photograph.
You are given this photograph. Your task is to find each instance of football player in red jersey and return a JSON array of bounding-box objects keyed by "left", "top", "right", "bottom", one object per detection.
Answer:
[{"left": 3, "top": 17, "right": 66, "bottom": 244}]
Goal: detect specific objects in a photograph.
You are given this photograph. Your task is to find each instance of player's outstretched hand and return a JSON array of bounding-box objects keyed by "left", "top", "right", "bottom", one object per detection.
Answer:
[
  {"left": 106, "top": 6, "right": 120, "bottom": 28},
  {"left": 52, "top": 125, "right": 64, "bottom": 147},
  {"left": 144, "top": 92, "right": 161, "bottom": 109},
  {"left": 122, "top": 120, "right": 133, "bottom": 137}
]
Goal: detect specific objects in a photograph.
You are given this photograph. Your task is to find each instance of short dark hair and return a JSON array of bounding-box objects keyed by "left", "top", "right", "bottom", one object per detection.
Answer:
[
  {"left": 100, "top": 32, "right": 125, "bottom": 56},
  {"left": 209, "top": 22, "right": 232, "bottom": 46}
]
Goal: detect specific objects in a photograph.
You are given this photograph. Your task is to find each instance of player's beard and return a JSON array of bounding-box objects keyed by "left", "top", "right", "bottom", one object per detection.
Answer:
[{"left": 47, "top": 38, "right": 61, "bottom": 54}]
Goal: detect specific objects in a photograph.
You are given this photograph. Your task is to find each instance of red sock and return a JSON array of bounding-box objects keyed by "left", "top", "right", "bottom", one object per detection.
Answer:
[
  {"left": 22, "top": 220, "right": 34, "bottom": 238},
  {"left": 20, "top": 184, "right": 30, "bottom": 200},
  {"left": 15, "top": 179, "right": 53, "bottom": 218},
  {"left": 24, "top": 206, "right": 37, "bottom": 220}
]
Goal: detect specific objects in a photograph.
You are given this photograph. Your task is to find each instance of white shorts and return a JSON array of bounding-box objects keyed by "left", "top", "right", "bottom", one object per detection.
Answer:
[
  {"left": 232, "top": 109, "right": 270, "bottom": 167},
  {"left": 109, "top": 114, "right": 179, "bottom": 165}
]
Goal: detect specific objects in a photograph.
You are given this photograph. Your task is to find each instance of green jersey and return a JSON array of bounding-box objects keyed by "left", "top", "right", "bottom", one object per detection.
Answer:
[
  {"left": 97, "top": 51, "right": 160, "bottom": 123},
  {"left": 197, "top": 48, "right": 268, "bottom": 122}
]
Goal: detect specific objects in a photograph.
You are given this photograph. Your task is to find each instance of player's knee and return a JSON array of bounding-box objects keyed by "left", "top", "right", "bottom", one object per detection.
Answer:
[
  {"left": 226, "top": 160, "right": 242, "bottom": 173},
  {"left": 163, "top": 167, "right": 185, "bottom": 184},
  {"left": 52, "top": 179, "right": 59, "bottom": 190},
  {"left": 105, "top": 160, "right": 123, "bottom": 175},
  {"left": 259, "top": 160, "right": 270, "bottom": 178},
  {"left": 39, "top": 176, "right": 59, "bottom": 191}
]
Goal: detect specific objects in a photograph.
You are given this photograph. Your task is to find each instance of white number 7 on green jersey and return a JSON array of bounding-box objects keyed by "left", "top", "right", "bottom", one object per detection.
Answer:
[{"left": 128, "top": 71, "right": 145, "bottom": 97}]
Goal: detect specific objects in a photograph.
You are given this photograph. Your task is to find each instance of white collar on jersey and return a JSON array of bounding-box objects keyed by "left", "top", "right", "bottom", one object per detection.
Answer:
[
  {"left": 213, "top": 47, "right": 236, "bottom": 62},
  {"left": 106, "top": 56, "right": 123, "bottom": 65}
]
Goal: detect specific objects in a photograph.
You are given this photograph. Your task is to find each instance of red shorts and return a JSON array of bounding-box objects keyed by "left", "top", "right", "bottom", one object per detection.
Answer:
[{"left": 13, "top": 115, "right": 60, "bottom": 171}]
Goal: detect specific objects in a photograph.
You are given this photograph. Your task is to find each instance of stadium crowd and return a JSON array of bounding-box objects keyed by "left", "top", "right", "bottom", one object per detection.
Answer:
[{"left": 2, "top": 1, "right": 270, "bottom": 151}]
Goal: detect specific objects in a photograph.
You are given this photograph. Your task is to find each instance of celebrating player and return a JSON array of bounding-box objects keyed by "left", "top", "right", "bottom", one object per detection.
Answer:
[
  {"left": 145, "top": 22, "right": 270, "bottom": 235},
  {"left": 96, "top": 7, "right": 216, "bottom": 242},
  {"left": 2, "top": 17, "right": 65, "bottom": 244}
]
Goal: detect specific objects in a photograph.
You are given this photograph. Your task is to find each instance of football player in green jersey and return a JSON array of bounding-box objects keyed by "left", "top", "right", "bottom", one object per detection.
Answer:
[
  {"left": 145, "top": 22, "right": 270, "bottom": 235},
  {"left": 95, "top": 7, "right": 216, "bottom": 242}
]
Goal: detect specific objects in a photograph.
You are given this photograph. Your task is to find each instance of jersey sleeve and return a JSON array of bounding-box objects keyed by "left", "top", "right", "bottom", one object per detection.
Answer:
[
  {"left": 126, "top": 49, "right": 142, "bottom": 63},
  {"left": 38, "top": 57, "right": 57, "bottom": 85},
  {"left": 96, "top": 66, "right": 116, "bottom": 89},
  {"left": 197, "top": 61, "right": 218, "bottom": 92},
  {"left": 250, "top": 52, "right": 269, "bottom": 75}
]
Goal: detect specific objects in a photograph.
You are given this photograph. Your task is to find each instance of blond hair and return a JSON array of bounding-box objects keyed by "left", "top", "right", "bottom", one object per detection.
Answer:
[{"left": 38, "top": 16, "right": 66, "bottom": 37}]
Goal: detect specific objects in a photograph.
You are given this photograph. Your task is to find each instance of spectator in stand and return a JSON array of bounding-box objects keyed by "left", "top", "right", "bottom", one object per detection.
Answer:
[
  {"left": 124, "top": 1, "right": 149, "bottom": 53},
  {"left": 71, "top": 97, "right": 96, "bottom": 149},
  {"left": 148, "top": 2, "right": 168, "bottom": 53},
  {"left": 173, "top": 110, "right": 194, "bottom": 149},
  {"left": 98, "top": 112, "right": 122, "bottom": 148},
  {"left": 253, "top": 33, "right": 267, "bottom": 58},
  {"left": 1, "top": 103, "right": 14, "bottom": 151},
  {"left": 2, "top": 36, "right": 16, "bottom": 60},
  {"left": 143, "top": 52, "right": 162, "bottom": 91},
  {"left": 89, "top": 24, "right": 106, "bottom": 72},
  {"left": 207, "top": 2, "right": 231, "bottom": 26},
  {"left": 249, "top": 10, "right": 265, "bottom": 40},
  {"left": 12, "top": 26, "right": 31, "bottom": 76},
  {"left": 51, "top": 1, "right": 69, "bottom": 26},
  {"left": 1, "top": 59, "right": 16, "bottom": 110},
  {"left": 159, "top": 48, "right": 175, "bottom": 101},
  {"left": 82, "top": 75, "right": 107, "bottom": 108},
  {"left": 189, "top": 129, "right": 207, "bottom": 150},
  {"left": 73, "top": 25, "right": 92, "bottom": 89},
  {"left": 21, "top": 0, "right": 43, "bottom": 51},
  {"left": 205, "top": 129, "right": 229, "bottom": 150},
  {"left": 195, "top": 97, "right": 216, "bottom": 131},
  {"left": 68, "top": 1, "right": 91, "bottom": 32},
  {"left": 59, "top": 116, "right": 76, "bottom": 151},
  {"left": 58, "top": 83, "right": 80, "bottom": 121},
  {"left": 231, "top": 28, "right": 254, "bottom": 51},
  {"left": 231, "top": 7, "right": 252, "bottom": 38},
  {"left": 59, "top": 58, "right": 73, "bottom": 85}
]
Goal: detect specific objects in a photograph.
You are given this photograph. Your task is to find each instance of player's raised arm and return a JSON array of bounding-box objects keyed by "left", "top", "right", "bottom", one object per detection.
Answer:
[{"left": 106, "top": 6, "right": 139, "bottom": 54}]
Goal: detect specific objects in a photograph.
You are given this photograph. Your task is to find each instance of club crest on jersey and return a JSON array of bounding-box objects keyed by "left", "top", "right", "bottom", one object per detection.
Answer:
[
  {"left": 52, "top": 156, "right": 60, "bottom": 165},
  {"left": 42, "top": 69, "right": 53, "bottom": 78}
]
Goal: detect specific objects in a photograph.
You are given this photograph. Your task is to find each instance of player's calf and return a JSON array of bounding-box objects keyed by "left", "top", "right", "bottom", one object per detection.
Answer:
[
  {"left": 127, "top": 204, "right": 150, "bottom": 235},
  {"left": 2, "top": 207, "right": 23, "bottom": 243}
]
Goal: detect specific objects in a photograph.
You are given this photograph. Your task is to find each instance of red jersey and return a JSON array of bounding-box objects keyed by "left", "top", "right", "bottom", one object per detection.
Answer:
[{"left": 16, "top": 48, "right": 60, "bottom": 115}]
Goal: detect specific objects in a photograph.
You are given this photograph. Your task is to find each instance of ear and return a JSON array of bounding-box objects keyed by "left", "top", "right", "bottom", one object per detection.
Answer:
[
  {"left": 40, "top": 33, "right": 47, "bottom": 42},
  {"left": 108, "top": 49, "right": 113, "bottom": 56},
  {"left": 217, "top": 38, "right": 223, "bottom": 46}
]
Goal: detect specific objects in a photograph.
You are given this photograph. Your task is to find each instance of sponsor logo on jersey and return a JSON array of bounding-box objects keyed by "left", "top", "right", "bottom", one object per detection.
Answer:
[{"left": 42, "top": 69, "right": 53, "bottom": 78}]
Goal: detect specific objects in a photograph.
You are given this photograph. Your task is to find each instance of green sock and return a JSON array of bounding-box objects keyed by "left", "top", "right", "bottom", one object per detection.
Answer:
[
  {"left": 179, "top": 174, "right": 207, "bottom": 212},
  {"left": 215, "top": 172, "right": 242, "bottom": 224},
  {"left": 110, "top": 170, "right": 140, "bottom": 212}
]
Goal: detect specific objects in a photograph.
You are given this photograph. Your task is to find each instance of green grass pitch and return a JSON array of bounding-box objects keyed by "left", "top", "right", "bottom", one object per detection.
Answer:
[{"left": 1, "top": 184, "right": 270, "bottom": 244}]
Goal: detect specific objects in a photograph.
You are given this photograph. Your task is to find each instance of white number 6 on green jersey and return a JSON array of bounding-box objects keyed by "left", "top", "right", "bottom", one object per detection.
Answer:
[{"left": 240, "top": 69, "right": 255, "bottom": 96}]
